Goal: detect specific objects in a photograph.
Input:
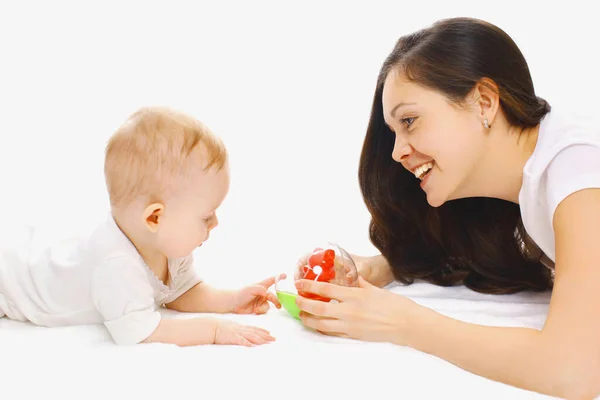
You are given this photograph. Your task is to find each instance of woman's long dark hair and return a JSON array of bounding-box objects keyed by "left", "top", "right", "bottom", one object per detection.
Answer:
[{"left": 358, "top": 17, "right": 554, "bottom": 294}]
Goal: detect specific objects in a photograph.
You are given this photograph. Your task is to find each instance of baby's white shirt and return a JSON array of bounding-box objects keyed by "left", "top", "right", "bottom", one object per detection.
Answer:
[
  {"left": 519, "top": 108, "right": 600, "bottom": 263},
  {"left": 0, "top": 215, "right": 202, "bottom": 345}
]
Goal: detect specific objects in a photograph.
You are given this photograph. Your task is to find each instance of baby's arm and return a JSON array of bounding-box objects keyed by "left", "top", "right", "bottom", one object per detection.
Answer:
[
  {"left": 143, "top": 316, "right": 274, "bottom": 347},
  {"left": 165, "top": 282, "right": 237, "bottom": 314},
  {"left": 163, "top": 255, "right": 238, "bottom": 314},
  {"left": 142, "top": 316, "right": 217, "bottom": 345},
  {"left": 92, "top": 257, "right": 272, "bottom": 346}
]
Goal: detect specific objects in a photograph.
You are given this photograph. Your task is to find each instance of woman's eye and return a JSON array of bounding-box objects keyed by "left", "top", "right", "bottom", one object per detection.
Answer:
[{"left": 401, "top": 117, "right": 416, "bottom": 127}]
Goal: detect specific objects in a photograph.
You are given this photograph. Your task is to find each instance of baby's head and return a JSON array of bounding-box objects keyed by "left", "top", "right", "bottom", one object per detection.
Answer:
[{"left": 104, "top": 107, "right": 229, "bottom": 259}]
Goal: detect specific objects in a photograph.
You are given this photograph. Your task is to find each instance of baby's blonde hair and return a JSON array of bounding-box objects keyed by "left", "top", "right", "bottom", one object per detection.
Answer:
[{"left": 104, "top": 107, "right": 227, "bottom": 208}]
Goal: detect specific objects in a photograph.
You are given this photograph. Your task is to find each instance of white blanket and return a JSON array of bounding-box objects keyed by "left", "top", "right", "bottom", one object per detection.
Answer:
[{"left": 0, "top": 280, "right": 557, "bottom": 400}]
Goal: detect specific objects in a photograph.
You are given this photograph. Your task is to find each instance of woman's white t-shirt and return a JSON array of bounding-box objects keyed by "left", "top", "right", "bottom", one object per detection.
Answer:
[
  {"left": 519, "top": 109, "right": 600, "bottom": 264},
  {"left": 0, "top": 215, "right": 202, "bottom": 345}
]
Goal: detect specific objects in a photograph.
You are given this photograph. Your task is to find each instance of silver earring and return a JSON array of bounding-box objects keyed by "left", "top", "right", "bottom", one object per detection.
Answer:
[{"left": 483, "top": 118, "right": 490, "bottom": 129}]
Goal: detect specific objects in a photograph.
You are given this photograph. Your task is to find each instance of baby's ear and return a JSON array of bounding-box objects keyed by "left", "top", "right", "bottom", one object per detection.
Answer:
[{"left": 143, "top": 203, "right": 164, "bottom": 233}]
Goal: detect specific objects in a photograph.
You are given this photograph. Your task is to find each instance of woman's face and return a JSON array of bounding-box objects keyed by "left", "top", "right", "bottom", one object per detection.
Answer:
[{"left": 381, "top": 70, "right": 490, "bottom": 207}]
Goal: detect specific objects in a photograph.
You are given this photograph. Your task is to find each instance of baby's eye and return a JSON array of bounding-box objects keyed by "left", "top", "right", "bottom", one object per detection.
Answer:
[{"left": 202, "top": 215, "right": 213, "bottom": 223}]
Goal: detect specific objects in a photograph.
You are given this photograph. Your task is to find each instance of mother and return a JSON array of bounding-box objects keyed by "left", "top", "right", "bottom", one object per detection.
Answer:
[{"left": 294, "top": 17, "right": 600, "bottom": 398}]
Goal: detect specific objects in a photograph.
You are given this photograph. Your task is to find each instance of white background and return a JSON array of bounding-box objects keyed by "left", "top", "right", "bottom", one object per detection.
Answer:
[{"left": 1, "top": 0, "right": 598, "bottom": 290}]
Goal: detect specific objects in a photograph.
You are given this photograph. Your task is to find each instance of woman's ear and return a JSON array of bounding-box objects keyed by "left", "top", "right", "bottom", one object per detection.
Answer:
[{"left": 471, "top": 78, "right": 500, "bottom": 128}]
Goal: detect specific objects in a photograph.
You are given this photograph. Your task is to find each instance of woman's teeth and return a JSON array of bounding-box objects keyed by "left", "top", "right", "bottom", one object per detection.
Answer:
[{"left": 414, "top": 162, "right": 434, "bottom": 180}]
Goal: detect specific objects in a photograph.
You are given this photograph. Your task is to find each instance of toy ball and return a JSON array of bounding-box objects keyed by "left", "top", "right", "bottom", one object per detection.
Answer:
[{"left": 275, "top": 242, "right": 359, "bottom": 320}]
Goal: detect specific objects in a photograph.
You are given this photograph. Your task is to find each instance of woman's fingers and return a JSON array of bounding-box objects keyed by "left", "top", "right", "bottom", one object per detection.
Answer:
[
  {"left": 295, "top": 295, "right": 337, "bottom": 318},
  {"left": 295, "top": 279, "right": 355, "bottom": 302},
  {"left": 299, "top": 311, "right": 347, "bottom": 335}
]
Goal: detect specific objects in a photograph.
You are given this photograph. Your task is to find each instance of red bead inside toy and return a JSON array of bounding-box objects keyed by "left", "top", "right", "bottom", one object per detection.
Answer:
[{"left": 298, "top": 248, "right": 338, "bottom": 301}]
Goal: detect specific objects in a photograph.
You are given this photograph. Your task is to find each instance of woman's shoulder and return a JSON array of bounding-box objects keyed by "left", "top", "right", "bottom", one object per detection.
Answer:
[
  {"left": 524, "top": 108, "right": 600, "bottom": 177},
  {"left": 521, "top": 106, "right": 600, "bottom": 217}
]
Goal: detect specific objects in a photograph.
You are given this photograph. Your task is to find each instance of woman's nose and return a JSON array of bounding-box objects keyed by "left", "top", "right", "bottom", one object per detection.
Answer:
[{"left": 392, "top": 137, "right": 413, "bottom": 162}]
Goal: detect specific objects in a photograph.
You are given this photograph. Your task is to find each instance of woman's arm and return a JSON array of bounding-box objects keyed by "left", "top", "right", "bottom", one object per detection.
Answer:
[
  {"left": 404, "top": 188, "right": 600, "bottom": 398},
  {"left": 296, "top": 189, "right": 600, "bottom": 398},
  {"left": 406, "top": 310, "right": 595, "bottom": 398}
]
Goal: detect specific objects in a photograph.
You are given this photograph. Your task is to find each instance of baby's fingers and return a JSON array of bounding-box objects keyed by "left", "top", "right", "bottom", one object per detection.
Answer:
[
  {"left": 236, "top": 337, "right": 255, "bottom": 347},
  {"left": 243, "top": 333, "right": 271, "bottom": 345},
  {"left": 254, "top": 302, "right": 270, "bottom": 314},
  {"left": 250, "top": 326, "right": 275, "bottom": 341},
  {"left": 245, "top": 325, "right": 272, "bottom": 336},
  {"left": 266, "top": 291, "right": 281, "bottom": 308},
  {"left": 242, "top": 326, "right": 275, "bottom": 344}
]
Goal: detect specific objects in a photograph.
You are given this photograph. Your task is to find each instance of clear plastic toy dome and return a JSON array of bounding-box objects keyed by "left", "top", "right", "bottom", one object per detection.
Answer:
[{"left": 275, "top": 242, "right": 359, "bottom": 320}]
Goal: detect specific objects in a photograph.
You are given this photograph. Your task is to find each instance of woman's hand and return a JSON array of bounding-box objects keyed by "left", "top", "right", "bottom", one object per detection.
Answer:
[
  {"left": 351, "top": 254, "right": 396, "bottom": 288},
  {"left": 295, "top": 248, "right": 395, "bottom": 288},
  {"left": 294, "top": 276, "right": 421, "bottom": 345}
]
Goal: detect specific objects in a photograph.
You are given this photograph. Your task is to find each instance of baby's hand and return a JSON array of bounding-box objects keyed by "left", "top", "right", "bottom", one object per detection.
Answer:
[
  {"left": 232, "top": 274, "right": 286, "bottom": 314},
  {"left": 214, "top": 319, "right": 275, "bottom": 346}
]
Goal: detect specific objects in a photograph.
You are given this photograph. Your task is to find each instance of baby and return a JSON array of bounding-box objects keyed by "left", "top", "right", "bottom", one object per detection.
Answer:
[{"left": 0, "top": 107, "right": 282, "bottom": 346}]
